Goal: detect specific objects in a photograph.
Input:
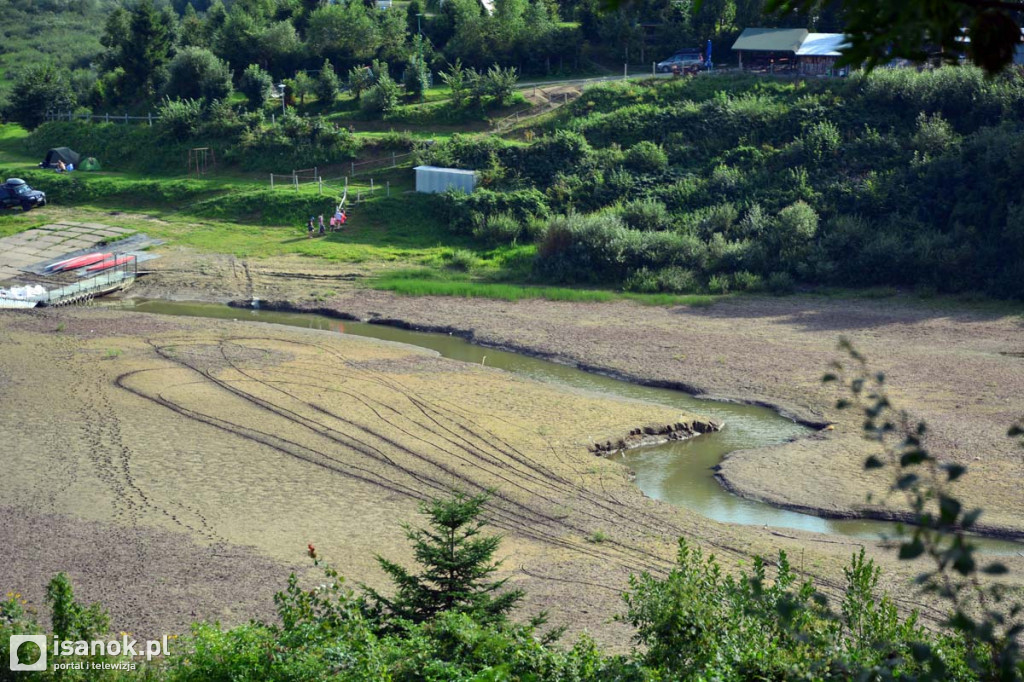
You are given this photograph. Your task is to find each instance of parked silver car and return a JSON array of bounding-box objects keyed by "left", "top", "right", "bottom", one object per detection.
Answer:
[{"left": 656, "top": 50, "right": 704, "bottom": 73}]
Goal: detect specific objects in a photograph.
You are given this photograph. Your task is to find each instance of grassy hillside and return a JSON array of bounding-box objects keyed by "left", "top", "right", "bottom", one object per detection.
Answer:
[
  {"left": 0, "top": 0, "right": 116, "bottom": 100},
  {"left": 4, "top": 67, "right": 1023, "bottom": 302},
  {"left": 416, "top": 68, "right": 1024, "bottom": 299}
]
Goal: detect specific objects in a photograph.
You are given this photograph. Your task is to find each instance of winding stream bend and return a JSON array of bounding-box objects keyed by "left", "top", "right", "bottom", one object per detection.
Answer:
[{"left": 129, "top": 300, "right": 1017, "bottom": 548}]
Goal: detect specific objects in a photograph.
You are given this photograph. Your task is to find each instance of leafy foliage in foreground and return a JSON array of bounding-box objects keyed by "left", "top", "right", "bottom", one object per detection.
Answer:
[{"left": 6, "top": 413, "right": 1024, "bottom": 682}]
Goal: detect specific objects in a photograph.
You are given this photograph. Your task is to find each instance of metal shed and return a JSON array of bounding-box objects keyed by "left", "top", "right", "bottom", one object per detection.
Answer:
[
  {"left": 796, "top": 33, "right": 851, "bottom": 76},
  {"left": 414, "top": 166, "right": 477, "bottom": 194}
]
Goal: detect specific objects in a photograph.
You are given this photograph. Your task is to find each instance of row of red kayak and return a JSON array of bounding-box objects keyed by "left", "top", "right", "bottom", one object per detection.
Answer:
[{"left": 47, "top": 252, "right": 135, "bottom": 273}]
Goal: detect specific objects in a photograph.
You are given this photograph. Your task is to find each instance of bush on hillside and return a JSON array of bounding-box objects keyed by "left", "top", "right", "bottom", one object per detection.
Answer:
[
  {"left": 624, "top": 141, "right": 668, "bottom": 173},
  {"left": 4, "top": 63, "right": 76, "bottom": 129},
  {"left": 362, "top": 73, "right": 401, "bottom": 117},
  {"left": 239, "top": 64, "right": 273, "bottom": 109},
  {"left": 157, "top": 97, "right": 205, "bottom": 141},
  {"left": 440, "top": 187, "right": 549, "bottom": 236},
  {"left": 314, "top": 59, "right": 340, "bottom": 105},
  {"left": 162, "top": 48, "right": 233, "bottom": 103},
  {"left": 618, "top": 198, "right": 672, "bottom": 232}
]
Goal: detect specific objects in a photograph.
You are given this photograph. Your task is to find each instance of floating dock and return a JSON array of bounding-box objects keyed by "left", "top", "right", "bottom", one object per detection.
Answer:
[{"left": 0, "top": 266, "right": 136, "bottom": 309}]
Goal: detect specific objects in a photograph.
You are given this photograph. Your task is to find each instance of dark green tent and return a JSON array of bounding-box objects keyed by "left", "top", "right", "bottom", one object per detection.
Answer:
[{"left": 40, "top": 147, "right": 81, "bottom": 169}]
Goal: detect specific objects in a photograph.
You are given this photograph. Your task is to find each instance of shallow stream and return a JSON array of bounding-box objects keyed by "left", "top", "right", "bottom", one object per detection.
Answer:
[{"left": 130, "top": 299, "right": 1020, "bottom": 550}]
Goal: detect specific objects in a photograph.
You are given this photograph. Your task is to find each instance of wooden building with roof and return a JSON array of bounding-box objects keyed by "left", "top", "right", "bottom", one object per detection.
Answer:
[{"left": 732, "top": 28, "right": 808, "bottom": 72}]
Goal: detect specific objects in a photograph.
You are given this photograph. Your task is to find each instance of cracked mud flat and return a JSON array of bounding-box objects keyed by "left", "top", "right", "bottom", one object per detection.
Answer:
[
  {"left": 1, "top": 307, "right": 775, "bottom": 646},
  {"left": 6, "top": 248, "right": 1021, "bottom": 645},
  {"left": 132, "top": 251, "right": 1024, "bottom": 538}
]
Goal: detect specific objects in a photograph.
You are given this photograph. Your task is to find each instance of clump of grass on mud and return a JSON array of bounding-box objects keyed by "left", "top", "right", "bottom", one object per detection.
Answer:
[{"left": 369, "top": 270, "right": 717, "bottom": 306}]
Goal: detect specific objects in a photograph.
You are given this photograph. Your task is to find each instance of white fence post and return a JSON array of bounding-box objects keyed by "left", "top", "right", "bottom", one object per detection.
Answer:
[
  {"left": 293, "top": 173, "right": 298, "bottom": 191},
  {"left": 105, "top": 113, "right": 110, "bottom": 123},
  {"left": 350, "top": 162, "right": 355, "bottom": 176},
  {"left": 270, "top": 174, "right": 274, "bottom": 188},
  {"left": 345, "top": 176, "right": 348, "bottom": 190},
  {"left": 148, "top": 112, "right": 153, "bottom": 126},
  {"left": 318, "top": 178, "right": 323, "bottom": 195},
  {"left": 124, "top": 112, "right": 129, "bottom": 123},
  {"left": 652, "top": 62, "right": 656, "bottom": 76},
  {"left": 370, "top": 178, "right": 374, "bottom": 194},
  {"left": 392, "top": 152, "right": 396, "bottom": 167},
  {"left": 624, "top": 64, "right": 628, "bottom": 80},
  {"left": 386, "top": 181, "right": 390, "bottom": 197}
]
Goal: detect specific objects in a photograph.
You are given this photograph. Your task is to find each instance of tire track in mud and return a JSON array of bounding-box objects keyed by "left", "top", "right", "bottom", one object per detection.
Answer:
[
  {"left": 124, "top": 336, "right": 673, "bottom": 575},
  {"left": 205, "top": 338, "right": 707, "bottom": 574},
  {"left": 247, "top": 337, "right": 654, "bottom": 511},
  {"left": 259, "top": 361, "right": 684, "bottom": 548},
  {"left": 37, "top": 325, "right": 227, "bottom": 548},
  {"left": 116, "top": 332, "right": 948, "bottom": 621},
  {"left": 205, "top": 372, "right": 662, "bottom": 574},
  {"left": 247, "top": 336, "right": 958, "bottom": 621},
  {"left": 235, "top": 337, "right": 710, "bottom": 547}
]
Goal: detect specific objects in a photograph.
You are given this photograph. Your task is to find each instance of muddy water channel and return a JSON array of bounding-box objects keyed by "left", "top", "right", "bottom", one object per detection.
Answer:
[{"left": 130, "top": 300, "right": 1018, "bottom": 548}]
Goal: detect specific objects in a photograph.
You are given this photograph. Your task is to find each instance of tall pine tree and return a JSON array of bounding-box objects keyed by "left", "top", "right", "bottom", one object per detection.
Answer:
[{"left": 120, "top": 0, "right": 175, "bottom": 101}]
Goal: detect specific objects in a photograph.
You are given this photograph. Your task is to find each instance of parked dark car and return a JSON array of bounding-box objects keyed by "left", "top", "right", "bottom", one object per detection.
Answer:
[
  {"left": 0, "top": 178, "right": 47, "bottom": 211},
  {"left": 656, "top": 50, "right": 704, "bottom": 73}
]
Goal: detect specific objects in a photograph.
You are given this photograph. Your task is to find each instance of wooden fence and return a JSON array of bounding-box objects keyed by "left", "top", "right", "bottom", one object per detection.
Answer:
[{"left": 46, "top": 111, "right": 159, "bottom": 125}]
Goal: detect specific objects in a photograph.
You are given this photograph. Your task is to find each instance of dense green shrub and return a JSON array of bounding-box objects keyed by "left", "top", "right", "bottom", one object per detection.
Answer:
[
  {"left": 418, "top": 134, "right": 509, "bottom": 171},
  {"left": 624, "top": 141, "right": 668, "bottom": 174},
  {"left": 3, "top": 64, "right": 76, "bottom": 129},
  {"left": 239, "top": 64, "right": 273, "bottom": 109},
  {"left": 624, "top": 266, "right": 700, "bottom": 293},
  {"left": 535, "top": 212, "right": 707, "bottom": 284},
  {"left": 157, "top": 97, "right": 204, "bottom": 141},
  {"left": 362, "top": 73, "right": 401, "bottom": 117},
  {"left": 472, "top": 212, "right": 524, "bottom": 245},
  {"left": 618, "top": 198, "right": 672, "bottom": 232},
  {"left": 162, "top": 48, "right": 233, "bottom": 103},
  {"left": 440, "top": 187, "right": 549, "bottom": 236},
  {"left": 314, "top": 59, "right": 340, "bottom": 105},
  {"left": 507, "top": 130, "right": 593, "bottom": 185},
  {"left": 767, "top": 271, "right": 796, "bottom": 294}
]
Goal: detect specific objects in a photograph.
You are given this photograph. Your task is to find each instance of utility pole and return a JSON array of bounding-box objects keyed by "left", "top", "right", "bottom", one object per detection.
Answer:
[
  {"left": 417, "top": 13, "right": 425, "bottom": 103},
  {"left": 277, "top": 83, "right": 286, "bottom": 116}
]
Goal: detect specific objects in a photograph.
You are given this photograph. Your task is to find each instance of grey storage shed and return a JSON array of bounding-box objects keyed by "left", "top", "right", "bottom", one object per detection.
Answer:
[{"left": 414, "top": 166, "right": 477, "bottom": 194}]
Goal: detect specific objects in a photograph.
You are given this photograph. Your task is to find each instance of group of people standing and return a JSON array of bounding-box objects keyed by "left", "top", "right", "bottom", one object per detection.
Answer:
[{"left": 307, "top": 208, "right": 347, "bottom": 237}]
